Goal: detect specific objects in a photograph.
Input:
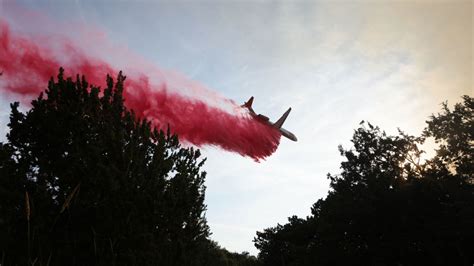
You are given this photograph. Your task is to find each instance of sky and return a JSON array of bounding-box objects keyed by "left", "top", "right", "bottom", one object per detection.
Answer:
[{"left": 0, "top": 0, "right": 472, "bottom": 255}]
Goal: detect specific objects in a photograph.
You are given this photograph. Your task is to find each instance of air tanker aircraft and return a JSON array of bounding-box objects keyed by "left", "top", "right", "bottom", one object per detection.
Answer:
[{"left": 242, "top": 96, "right": 298, "bottom": 142}]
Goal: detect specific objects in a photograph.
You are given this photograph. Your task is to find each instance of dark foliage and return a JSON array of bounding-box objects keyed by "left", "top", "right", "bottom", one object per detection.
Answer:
[
  {"left": 254, "top": 96, "right": 474, "bottom": 266},
  {"left": 200, "top": 241, "right": 261, "bottom": 266},
  {"left": 0, "top": 69, "right": 259, "bottom": 266}
]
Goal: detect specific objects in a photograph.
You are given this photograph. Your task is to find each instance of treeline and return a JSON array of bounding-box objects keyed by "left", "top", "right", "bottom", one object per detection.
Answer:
[
  {"left": 0, "top": 69, "right": 472, "bottom": 265},
  {"left": 0, "top": 70, "right": 258, "bottom": 266},
  {"left": 254, "top": 96, "right": 473, "bottom": 265}
]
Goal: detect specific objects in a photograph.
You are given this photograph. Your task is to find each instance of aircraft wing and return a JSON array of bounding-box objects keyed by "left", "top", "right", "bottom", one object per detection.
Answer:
[{"left": 274, "top": 108, "right": 291, "bottom": 129}]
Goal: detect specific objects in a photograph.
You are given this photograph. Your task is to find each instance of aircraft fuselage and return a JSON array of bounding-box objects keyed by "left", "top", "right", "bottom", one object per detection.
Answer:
[{"left": 243, "top": 97, "right": 297, "bottom": 142}]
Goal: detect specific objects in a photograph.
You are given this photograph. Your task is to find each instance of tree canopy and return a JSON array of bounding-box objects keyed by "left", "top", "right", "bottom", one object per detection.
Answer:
[
  {"left": 0, "top": 69, "right": 259, "bottom": 266},
  {"left": 1, "top": 68, "right": 472, "bottom": 265},
  {"left": 254, "top": 96, "right": 474, "bottom": 266}
]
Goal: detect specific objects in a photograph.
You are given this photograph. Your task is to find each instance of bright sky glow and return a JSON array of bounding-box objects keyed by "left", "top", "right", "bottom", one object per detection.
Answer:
[{"left": 0, "top": 0, "right": 472, "bottom": 254}]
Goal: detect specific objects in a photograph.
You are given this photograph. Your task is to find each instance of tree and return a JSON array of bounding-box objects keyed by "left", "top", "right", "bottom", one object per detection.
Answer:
[
  {"left": 198, "top": 241, "right": 261, "bottom": 266},
  {"left": 0, "top": 69, "right": 210, "bottom": 265},
  {"left": 254, "top": 96, "right": 474, "bottom": 266},
  {"left": 424, "top": 95, "right": 473, "bottom": 181}
]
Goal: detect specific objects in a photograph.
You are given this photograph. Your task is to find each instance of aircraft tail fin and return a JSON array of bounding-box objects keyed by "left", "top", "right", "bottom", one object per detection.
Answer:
[
  {"left": 242, "top": 96, "right": 254, "bottom": 108},
  {"left": 274, "top": 108, "right": 291, "bottom": 129}
]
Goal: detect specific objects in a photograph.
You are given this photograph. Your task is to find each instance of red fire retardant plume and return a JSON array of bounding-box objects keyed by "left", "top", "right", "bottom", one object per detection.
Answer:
[{"left": 0, "top": 21, "right": 281, "bottom": 161}]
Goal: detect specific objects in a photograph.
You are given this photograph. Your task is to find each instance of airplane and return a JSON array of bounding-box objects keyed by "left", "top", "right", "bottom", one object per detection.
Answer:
[{"left": 242, "top": 96, "right": 297, "bottom": 142}]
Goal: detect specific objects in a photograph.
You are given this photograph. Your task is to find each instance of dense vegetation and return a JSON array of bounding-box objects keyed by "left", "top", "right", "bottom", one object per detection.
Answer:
[
  {"left": 0, "top": 69, "right": 257, "bottom": 266},
  {"left": 254, "top": 96, "right": 473, "bottom": 265},
  {"left": 0, "top": 69, "right": 472, "bottom": 265}
]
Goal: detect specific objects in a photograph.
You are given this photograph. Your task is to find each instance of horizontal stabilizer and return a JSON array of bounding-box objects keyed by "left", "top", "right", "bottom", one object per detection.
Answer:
[{"left": 274, "top": 108, "right": 291, "bottom": 129}]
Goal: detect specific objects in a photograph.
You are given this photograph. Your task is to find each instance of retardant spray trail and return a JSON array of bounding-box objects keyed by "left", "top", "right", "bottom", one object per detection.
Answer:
[{"left": 0, "top": 20, "right": 281, "bottom": 161}]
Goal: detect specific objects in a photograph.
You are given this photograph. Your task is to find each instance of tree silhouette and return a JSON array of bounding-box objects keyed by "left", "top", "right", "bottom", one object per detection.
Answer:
[
  {"left": 424, "top": 95, "right": 473, "bottom": 180},
  {"left": 255, "top": 96, "right": 473, "bottom": 266},
  {"left": 0, "top": 69, "right": 213, "bottom": 265}
]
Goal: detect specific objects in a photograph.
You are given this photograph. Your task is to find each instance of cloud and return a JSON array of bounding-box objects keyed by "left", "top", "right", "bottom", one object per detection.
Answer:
[
  {"left": 0, "top": 0, "right": 471, "bottom": 255},
  {"left": 203, "top": 0, "right": 472, "bottom": 254}
]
